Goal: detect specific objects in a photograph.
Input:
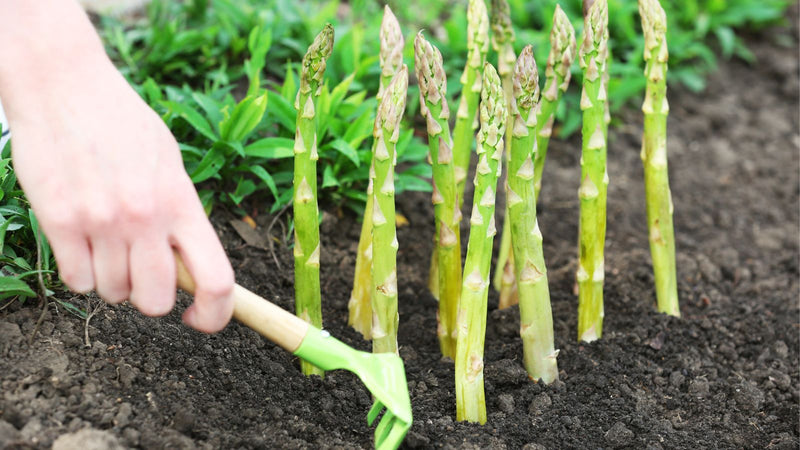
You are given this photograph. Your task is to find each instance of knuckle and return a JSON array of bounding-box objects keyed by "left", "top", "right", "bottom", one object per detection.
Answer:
[
  {"left": 85, "top": 204, "right": 118, "bottom": 230},
  {"left": 121, "top": 197, "right": 157, "bottom": 224},
  {"left": 196, "top": 271, "right": 234, "bottom": 300}
]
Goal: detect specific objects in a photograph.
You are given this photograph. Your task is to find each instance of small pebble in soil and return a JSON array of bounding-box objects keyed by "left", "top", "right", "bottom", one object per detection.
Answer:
[
  {"left": 52, "top": 428, "right": 124, "bottom": 450},
  {"left": 604, "top": 421, "right": 634, "bottom": 448},
  {"left": 733, "top": 380, "right": 764, "bottom": 412},
  {"left": 521, "top": 443, "right": 547, "bottom": 450},
  {"left": 669, "top": 371, "right": 685, "bottom": 388},
  {"left": 0, "top": 420, "right": 19, "bottom": 448},
  {"left": 497, "top": 394, "right": 515, "bottom": 414},
  {"left": 688, "top": 377, "right": 710, "bottom": 398},
  {"left": 528, "top": 393, "right": 552, "bottom": 415}
]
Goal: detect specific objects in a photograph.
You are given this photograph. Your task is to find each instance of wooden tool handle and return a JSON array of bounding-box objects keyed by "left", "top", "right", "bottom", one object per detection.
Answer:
[{"left": 175, "top": 255, "right": 309, "bottom": 353}]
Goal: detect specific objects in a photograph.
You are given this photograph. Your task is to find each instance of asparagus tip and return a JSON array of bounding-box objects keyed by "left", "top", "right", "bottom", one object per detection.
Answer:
[
  {"left": 380, "top": 6, "right": 405, "bottom": 78},
  {"left": 512, "top": 45, "right": 540, "bottom": 114},
  {"left": 490, "top": 0, "right": 515, "bottom": 48}
]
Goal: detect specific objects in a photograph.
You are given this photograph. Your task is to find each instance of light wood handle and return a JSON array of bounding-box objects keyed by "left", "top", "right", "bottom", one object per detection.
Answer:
[{"left": 175, "top": 255, "right": 309, "bottom": 352}]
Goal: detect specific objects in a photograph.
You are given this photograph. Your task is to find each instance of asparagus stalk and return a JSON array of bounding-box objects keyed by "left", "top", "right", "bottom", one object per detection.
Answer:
[
  {"left": 455, "top": 62, "right": 506, "bottom": 423},
  {"left": 490, "top": 0, "right": 519, "bottom": 309},
  {"left": 533, "top": 5, "right": 577, "bottom": 201},
  {"left": 349, "top": 6, "right": 405, "bottom": 339},
  {"left": 508, "top": 46, "right": 559, "bottom": 383},
  {"left": 454, "top": 0, "right": 491, "bottom": 202},
  {"left": 371, "top": 67, "right": 409, "bottom": 354},
  {"left": 639, "top": 0, "right": 679, "bottom": 317},
  {"left": 429, "top": 0, "right": 491, "bottom": 301},
  {"left": 293, "top": 24, "right": 334, "bottom": 376},
  {"left": 497, "top": 7, "right": 577, "bottom": 311},
  {"left": 414, "top": 33, "right": 462, "bottom": 359},
  {"left": 577, "top": 0, "right": 609, "bottom": 342}
]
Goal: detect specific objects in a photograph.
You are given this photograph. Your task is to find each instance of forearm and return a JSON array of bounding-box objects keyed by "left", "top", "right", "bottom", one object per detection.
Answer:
[{"left": 0, "top": 0, "right": 112, "bottom": 116}]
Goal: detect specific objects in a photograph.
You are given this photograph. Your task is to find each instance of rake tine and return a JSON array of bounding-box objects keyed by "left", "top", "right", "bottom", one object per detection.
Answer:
[
  {"left": 367, "top": 400, "right": 384, "bottom": 425},
  {"left": 380, "top": 417, "right": 409, "bottom": 450},
  {"left": 374, "top": 409, "right": 394, "bottom": 446}
]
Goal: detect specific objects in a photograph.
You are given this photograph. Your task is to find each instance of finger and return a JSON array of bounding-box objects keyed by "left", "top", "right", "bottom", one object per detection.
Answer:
[
  {"left": 128, "top": 236, "right": 176, "bottom": 317},
  {"left": 89, "top": 236, "right": 130, "bottom": 303},
  {"left": 48, "top": 229, "right": 94, "bottom": 293},
  {"left": 172, "top": 212, "right": 234, "bottom": 333}
]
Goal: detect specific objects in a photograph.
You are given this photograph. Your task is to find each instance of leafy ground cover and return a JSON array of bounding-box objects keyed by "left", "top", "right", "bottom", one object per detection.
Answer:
[{"left": 0, "top": 6, "right": 797, "bottom": 447}]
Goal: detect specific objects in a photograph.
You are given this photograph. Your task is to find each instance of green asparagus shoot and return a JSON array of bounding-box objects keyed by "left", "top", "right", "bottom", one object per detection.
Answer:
[
  {"left": 371, "top": 66, "right": 409, "bottom": 354},
  {"left": 534, "top": 5, "right": 577, "bottom": 201},
  {"left": 349, "top": 5, "right": 405, "bottom": 339},
  {"left": 639, "top": 0, "right": 679, "bottom": 317},
  {"left": 294, "top": 23, "right": 334, "bottom": 375},
  {"left": 508, "top": 46, "right": 558, "bottom": 383},
  {"left": 577, "top": 0, "right": 609, "bottom": 342},
  {"left": 490, "top": 0, "right": 519, "bottom": 310},
  {"left": 414, "top": 32, "right": 462, "bottom": 359},
  {"left": 454, "top": 0, "right": 490, "bottom": 203},
  {"left": 455, "top": 62, "right": 506, "bottom": 423},
  {"left": 429, "top": 0, "right": 490, "bottom": 302}
]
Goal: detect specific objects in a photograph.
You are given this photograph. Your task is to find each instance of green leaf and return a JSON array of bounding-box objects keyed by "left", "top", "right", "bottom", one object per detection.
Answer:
[
  {"left": 219, "top": 91, "right": 268, "bottom": 142},
  {"left": 244, "top": 137, "right": 295, "bottom": 159},
  {"left": 328, "top": 139, "right": 360, "bottom": 167},
  {"left": 266, "top": 90, "right": 297, "bottom": 132},
  {"left": 322, "top": 165, "right": 339, "bottom": 188},
  {"left": 248, "top": 165, "right": 280, "bottom": 201},
  {"left": 0, "top": 276, "right": 36, "bottom": 299},
  {"left": 191, "top": 92, "right": 224, "bottom": 131},
  {"left": 161, "top": 100, "right": 217, "bottom": 141},
  {"left": 189, "top": 144, "right": 225, "bottom": 182},
  {"left": 228, "top": 177, "right": 257, "bottom": 205}
]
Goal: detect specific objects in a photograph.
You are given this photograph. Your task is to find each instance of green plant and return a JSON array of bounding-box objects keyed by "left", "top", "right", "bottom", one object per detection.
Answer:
[
  {"left": 453, "top": 0, "right": 490, "bottom": 204},
  {"left": 370, "top": 67, "right": 409, "bottom": 355},
  {"left": 507, "top": 46, "right": 558, "bottom": 384},
  {"left": 414, "top": 32, "right": 462, "bottom": 360},
  {"left": 577, "top": 0, "right": 610, "bottom": 343},
  {"left": 639, "top": 0, "right": 679, "bottom": 317},
  {"left": 490, "top": 0, "right": 519, "bottom": 310},
  {"left": 293, "top": 24, "right": 334, "bottom": 376},
  {"left": 349, "top": 6, "right": 406, "bottom": 340},
  {"left": 0, "top": 141, "right": 58, "bottom": 302},
  {"left": 534, "top": 6, "right": 577, "bottom": 201},
  {"left": 454, "top": 62, "right": 506, "bottom": 424}
]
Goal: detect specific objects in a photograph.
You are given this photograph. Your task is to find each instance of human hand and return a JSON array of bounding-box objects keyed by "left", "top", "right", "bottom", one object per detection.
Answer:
[{"left": 0, "top": 1, "right": 234, "bottom": 332}]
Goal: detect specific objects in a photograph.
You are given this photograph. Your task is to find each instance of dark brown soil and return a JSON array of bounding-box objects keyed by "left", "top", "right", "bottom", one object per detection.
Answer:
[{"left": 1, "top": 17, "right": 798, "bottom": 450}]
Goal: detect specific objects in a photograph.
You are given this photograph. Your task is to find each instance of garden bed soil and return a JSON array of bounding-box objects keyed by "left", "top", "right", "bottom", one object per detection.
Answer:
[{"left": 1, "top": 16, "right": 798, "bottom": 450}]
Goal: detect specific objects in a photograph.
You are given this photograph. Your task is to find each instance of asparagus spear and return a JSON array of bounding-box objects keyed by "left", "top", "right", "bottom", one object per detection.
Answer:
[
  {"left": 454, "top": 0, "right": 491, "bottom": 202},
  {"left": 429, "top": 0, "right": 491, "bottom": 301},
  {"left": 349, "top": 6, "right": 405, "bottom": 339},
  {"left": 490, "top": 0, "right": 519, "bottom": 309},
  {"left": 414, "top": 32, "right": 462, "bottom": 359},
  {"left": 577, "top": 0, "right": 609, "bottom": 342},
  {"left": 371, "top": 67, "right": 409, "bottom": 354},
  {"left": 294, "top": 24, "right": 334, "bottom": 376},
  {"left": 497, "top": 6, "right": 578, "bottom": 310},
  {"left": 507, "top": 45, "right": 559, "bottom": 383},
  {"left": 455, "top": 62, "right": 506, "bottom": 423},
  {"left": 534, "top": 5, "right": 577, "bottom": 201},
  {"left": 639, "top": 0, "right": 679, "bottom": 317}
]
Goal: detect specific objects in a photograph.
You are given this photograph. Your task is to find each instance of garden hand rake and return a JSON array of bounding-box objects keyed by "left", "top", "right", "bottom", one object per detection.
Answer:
[{"left": 175, "top": 256, "right": 412, "bottom": 450}]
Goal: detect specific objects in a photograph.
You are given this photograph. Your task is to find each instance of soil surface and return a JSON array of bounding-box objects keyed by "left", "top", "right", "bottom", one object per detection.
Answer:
[{"left": 1, "top": 15, "right": 798, "bottom": 450}]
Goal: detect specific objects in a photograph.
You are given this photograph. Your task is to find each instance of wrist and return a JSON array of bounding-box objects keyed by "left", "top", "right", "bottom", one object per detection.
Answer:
[{"left": 0, "top": 0, "right": 113, "bottom": 117}]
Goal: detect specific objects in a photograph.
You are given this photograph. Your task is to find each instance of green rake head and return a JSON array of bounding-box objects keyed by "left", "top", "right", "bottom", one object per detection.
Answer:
[{"left": 294, "top": 328, "right": 412, "bottom": 450}]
